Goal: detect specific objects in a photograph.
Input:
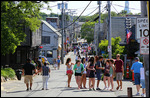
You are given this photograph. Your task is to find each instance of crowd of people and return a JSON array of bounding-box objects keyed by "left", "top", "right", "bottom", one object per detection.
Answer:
[
  {"left": 65, "top": 47, "right": 146, "bottom": 96},
  {"left": 21, "top": 45, "right": 146, "bottom": 97}
]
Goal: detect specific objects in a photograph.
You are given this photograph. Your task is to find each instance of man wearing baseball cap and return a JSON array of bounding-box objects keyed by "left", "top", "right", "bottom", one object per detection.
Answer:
[{"left": 131, "top": 57, "right": 143, "bottom": 96}]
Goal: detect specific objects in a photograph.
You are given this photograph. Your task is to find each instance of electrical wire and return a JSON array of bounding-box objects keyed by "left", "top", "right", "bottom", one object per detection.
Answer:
[
  {"left": 39, "top": 1, "right": 92, "bottom": 34},
  {"left": 39, "top": 2, "right": 108, "bottom": 34},
  {"left": 86, "top": 7, "right": 99, "bottom": 16},
  {"left": 112, "top": 3, "right": 140, "bottom": 11}
]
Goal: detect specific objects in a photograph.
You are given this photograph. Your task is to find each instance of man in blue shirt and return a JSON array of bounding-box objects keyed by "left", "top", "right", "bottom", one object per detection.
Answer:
[{"left": 131, "top": 57, "right": 143, "bottom": 96}]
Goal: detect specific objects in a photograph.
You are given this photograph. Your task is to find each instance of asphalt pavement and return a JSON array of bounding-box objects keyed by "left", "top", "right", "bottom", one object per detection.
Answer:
[{"left": 1, "top": 52, "right": 142, "bottom": 97}]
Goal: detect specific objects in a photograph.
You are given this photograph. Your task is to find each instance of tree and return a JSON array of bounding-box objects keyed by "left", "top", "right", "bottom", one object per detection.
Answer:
[
  {"left": 80, "top": 21, "right": 96, "bottom": 43},
  {"left": 1, "top": 1, "right": 50, "bottom": 55},
  {"left": 39, "top": 12, "right": 49, "bottom": 20},
  {"left": 99, "top": 37, "right": 125, "bottom": 58}
]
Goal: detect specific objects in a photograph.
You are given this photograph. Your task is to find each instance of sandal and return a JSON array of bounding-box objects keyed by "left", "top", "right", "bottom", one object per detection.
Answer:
[
  {"left": 41, "top": 88, "right": 44, "bottom": 90},
  {"left": 116, "top": 86, "right": 120, "bottom": 90}
]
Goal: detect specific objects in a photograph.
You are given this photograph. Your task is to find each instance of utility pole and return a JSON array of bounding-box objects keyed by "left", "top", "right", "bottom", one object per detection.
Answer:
[
  {"left": 141, "top": 1, "right": 149, "bottom": 97},
  {"left": 64, "top": 9, "right": 66, "bottom": 50},
  {"left": 58, "top": 1, "right": 68, "bottom": 64},
  {"left": 107, "top": 1, "right": 112, "bottom": 59},
  {"left": 61, "top": 1, "right": 64, "bottom": 64},
  {"left": 96, "top": 1, "right": 101, "bottom": 56}
]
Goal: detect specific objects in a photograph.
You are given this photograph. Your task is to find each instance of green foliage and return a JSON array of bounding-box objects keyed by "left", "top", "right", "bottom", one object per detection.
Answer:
[
  {"left": 1, "top": 68, "right": 16, "bottom": 78},
  {"left": 99, "top": 37, "right": 125, "bottom": 58},
  {"left": 80, "top": 21, "right": 95, "bottom": 43},
  {"left": 1, "top": 1, "right": 50, "bottom": 55}
]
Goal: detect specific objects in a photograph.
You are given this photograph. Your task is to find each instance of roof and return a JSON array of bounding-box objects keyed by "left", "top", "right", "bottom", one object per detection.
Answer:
[
  {"left": 46, "top": 17, "right": 59, "bottom": 19},
  {"left": 41, "top": 20, "right": 61, "bottom": 37}
]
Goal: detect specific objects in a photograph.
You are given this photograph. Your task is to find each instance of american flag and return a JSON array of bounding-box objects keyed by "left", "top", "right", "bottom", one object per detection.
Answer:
[{"left": 126, "top": 29, "right": 132, "bottom": 44}]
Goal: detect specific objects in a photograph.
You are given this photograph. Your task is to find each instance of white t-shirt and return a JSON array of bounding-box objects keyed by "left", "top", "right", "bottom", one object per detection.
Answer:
[{"left": 140, "top": 67, "right": 145, "bottom": 79}]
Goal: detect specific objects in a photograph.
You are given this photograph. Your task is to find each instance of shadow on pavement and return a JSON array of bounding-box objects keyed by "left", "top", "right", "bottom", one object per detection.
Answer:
[
  {"left": 61, "top": 87, "right": 78, "bottom": 91},
  {"left": 117, "top": 95, "right": 127, "bottom": 97},
  {"left": 6, "top": 90, "right": 27, "bottom": 93},
  {"left": 6, "top": 89, "right": 42, "bottom": 94}
]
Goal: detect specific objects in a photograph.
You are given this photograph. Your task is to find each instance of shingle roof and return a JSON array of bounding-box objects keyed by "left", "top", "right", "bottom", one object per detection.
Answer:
[{"left": 41, "top": 20, "right": 62, "bottom": 36}]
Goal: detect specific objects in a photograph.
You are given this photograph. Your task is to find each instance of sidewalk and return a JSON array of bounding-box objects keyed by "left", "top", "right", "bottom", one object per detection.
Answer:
[{"left": 1, "top": 52, "right": 142, "bottom": 97}]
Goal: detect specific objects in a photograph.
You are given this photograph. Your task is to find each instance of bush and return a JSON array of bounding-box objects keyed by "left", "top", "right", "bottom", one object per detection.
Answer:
[{"left": 1, "top": 68, "right": 16, "bottom": 79}]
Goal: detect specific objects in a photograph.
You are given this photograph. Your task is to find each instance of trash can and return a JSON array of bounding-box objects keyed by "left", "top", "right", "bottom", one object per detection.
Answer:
[{"left": 16, "top": 69, "right": 22, "bottom": 80}]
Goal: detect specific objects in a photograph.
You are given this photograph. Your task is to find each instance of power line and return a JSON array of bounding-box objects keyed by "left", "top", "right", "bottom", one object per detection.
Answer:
[
  {"left": 39, "top": 2, "right": 109, "bottom": 34},
  {"left": 65, "top": 1, "right": 92, "bottom": 29},
  {"left": 86, "top": 7, "right": 99, "bottom": 16},
  {"left": 39, "top": 1, "right": 92, "bottom": 33},
  {"left": 113, "top": 3, "right": 140, "bottom": 11}
]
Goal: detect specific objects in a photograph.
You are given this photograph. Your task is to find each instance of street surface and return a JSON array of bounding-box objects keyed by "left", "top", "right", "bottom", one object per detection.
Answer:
[{"left": 1, "top": 52, "right": 142, "bottom": 97}]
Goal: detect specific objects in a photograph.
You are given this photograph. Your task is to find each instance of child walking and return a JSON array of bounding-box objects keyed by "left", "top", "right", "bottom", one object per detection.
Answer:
[{"left": 103, "top": 59, "right": 111, "bottom": 90}]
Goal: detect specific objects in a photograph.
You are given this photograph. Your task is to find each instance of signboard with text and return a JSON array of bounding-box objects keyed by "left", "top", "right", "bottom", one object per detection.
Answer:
[
  {"left": 108, "top": 46, "right": 111, "bottom": 52},
  {"left": 136, "top": 18, "right": 149, "bottom": 39},
  {"left": 140, "top": 37, "right": 149, "bottom": 54}
]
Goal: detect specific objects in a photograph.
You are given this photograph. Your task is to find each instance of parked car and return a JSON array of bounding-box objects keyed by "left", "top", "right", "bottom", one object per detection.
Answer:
[{"left": 39, "top": 55, "right": 50, "bottom": 65}]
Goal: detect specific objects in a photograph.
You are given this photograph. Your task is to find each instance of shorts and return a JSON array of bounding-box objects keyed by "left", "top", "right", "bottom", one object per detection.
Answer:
[
  {"left": 67, "top": 70, "right": 73, "bottom": 74},
  {"left": 54, "top": 64, "right": 58, "bottom": 67},
  {"left": 75, "top": 72, "right": 82, "bottom": 76},
  {"left": 96, "top": 73, "right": 101, "bottom": 80},
  {"left": 134, "top": 73, "right": 140, "bottom": 85},
  {"left": 110, "top": 74, "right": 113, "bottom": 77},
  {"left": 24, "top": 75, "right": 33, "bottom": 84},
  {"left": 89, "top": 71, "right": 95, "bottom": 78},
  {"left": 116, "top": 72, "right": 123, "bottom": 80},
  {"left": 140, "top": 79, "right": 145, "bottom": 88},
  {"left": 104, "top": 73, "right": 110, "bottom": 77}
]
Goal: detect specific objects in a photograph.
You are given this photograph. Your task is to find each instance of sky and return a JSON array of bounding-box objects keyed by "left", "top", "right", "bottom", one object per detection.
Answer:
[{"left": 40, "top": 1, "right": 141, "bottom": 16}]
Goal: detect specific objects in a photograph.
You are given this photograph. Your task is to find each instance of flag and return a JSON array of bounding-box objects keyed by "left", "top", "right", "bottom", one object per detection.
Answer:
[{"left": 126, "top": 29, "right": 132, "bottom": 44}]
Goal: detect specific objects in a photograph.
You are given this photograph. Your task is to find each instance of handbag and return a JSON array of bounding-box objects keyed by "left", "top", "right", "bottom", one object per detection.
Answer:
[{"left": 86, "top": 65, "right": 93, "bottom": 77}]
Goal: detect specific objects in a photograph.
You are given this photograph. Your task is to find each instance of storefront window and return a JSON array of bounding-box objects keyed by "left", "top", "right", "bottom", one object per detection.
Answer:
[
  {"left": 39, "top": 50, "right": 45, "bottom": 56},
  {"left": 47, "top": 50, "right": 53, "bottom": 57}
]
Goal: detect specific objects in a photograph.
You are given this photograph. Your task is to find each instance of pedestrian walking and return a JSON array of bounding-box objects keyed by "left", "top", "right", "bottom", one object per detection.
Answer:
[
  {"left": 57, "top": 57, "right": 61, "bottom": 70},
  {"left": 140, "top": 64, "right": 146, "bottom": 97},
  {"left": 74, "top": 46, "right": 76, "bottom": 55},
  {"left": 35, "top": 57, "right": 42, "bottom": 75},
  {"left": 66, "top": 58, "right": 74, "bottom": 88},
  {"left": 115, "top": 54, "right": 124, "bottom": 91},
  {"left": 80, "top": 58, "right": 87, "bottom": 89},
  {"left": 73, "top": 60, "right": 84, "bottom": 90},
  {"left": 109, "top": 59, "right": 115, "bottom": 91},
  {"left": 131, "top": 57, "right": 143, "bottom": 96},
  {"left": 87, "top": 57, "right": 96, "bottom": 91},
  {"left": 85, "top": 54, "right": 88, "bottom": 62},
  {"left": 103, "top": 59, "right": 111, "bottom": 90},
  {"left": 40, "top": 62, "right": 50, "bottom": 90},
  {"left": 22, "top": 58, "right": 37, "bottom": 91},
  {"left": 95, "top": 56, "right": 104, "bottom": 90},
  {"left": 53, "top": 58, "right": 57, "bottom": 70}
]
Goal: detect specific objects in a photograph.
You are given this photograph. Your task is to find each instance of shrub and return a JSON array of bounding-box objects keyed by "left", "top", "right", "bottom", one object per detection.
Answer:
[
  {"left": 1, "top": 69, "right": 8, "bottom": 78},
  {"left": 1, "top": 68, "right": 16, "bottom": 79}
]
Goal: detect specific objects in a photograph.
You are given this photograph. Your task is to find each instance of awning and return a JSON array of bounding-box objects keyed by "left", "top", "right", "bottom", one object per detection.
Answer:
[
  {"left": 58, "top": 44, "right": 62, "bottom": 50},
  {"left": 135, "top": 50, "right": 140, "bottom": 54}
]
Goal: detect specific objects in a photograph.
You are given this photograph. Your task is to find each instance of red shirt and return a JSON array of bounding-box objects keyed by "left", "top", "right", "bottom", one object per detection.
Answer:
[{"left": 115, "top": 59, "right": 124, "bottom": 72}]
